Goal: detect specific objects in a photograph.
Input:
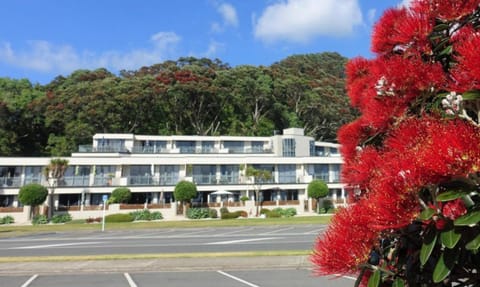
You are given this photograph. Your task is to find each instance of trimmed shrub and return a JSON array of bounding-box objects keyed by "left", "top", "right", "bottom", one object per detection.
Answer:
[
  {"left": 0, "top": 215, "right": 14, "bottom": 224},
  {"left": 260, "top": 208, "right": 271, "bottom": 215},
  {"left": 273, "top": 207, "right": 297, "bottom": 217},
  {"left": 209, "top": 208, "right": 218, "bottom": 219},
  {"left": 221, "top": 211, "right": 240, "bottom": 219},
  {"left": 130, "top": 209, "right": 163, "bottom": 221},
  {"left": 150, "top": 211, "right": 163, "bottom": 220},
  {"left": 219, "top": 207, "right": 229, "bottom": 214},
  {"left": 32, "top": 215, "right": 48, "bottom": 225},
  {"left": 105, "top": 213, "right": 134, "bottom": 223},
  {"left": 266, "top": 210, "right": 282, "bottom": 218},
  {"left": 51, "top": 214, "right": 72, "bottom": 223},
  {"left": 221, "top": 210, "right": 247, "bottom": 219},
  {"left": 109, "top": 187, "right": 131, "bottom": 204},
  {"left": 186, "top": 208, "right": 211, "bottom": 219},
  {"left": 130, "top": 209, "right": 152, "bottom": 221},
  {"left": 18, "top": 183, "right": 48, "bottom": 207}
]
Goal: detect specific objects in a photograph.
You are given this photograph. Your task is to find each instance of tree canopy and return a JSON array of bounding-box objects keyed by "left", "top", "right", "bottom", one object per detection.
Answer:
[{"left": 0, "top": 52, "right": 356, "bottom": 156}]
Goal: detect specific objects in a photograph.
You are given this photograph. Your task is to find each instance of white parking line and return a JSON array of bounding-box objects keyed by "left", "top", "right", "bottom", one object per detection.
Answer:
[
  {"left": 10, "top": 242, "right": 104, "bottom": 249},
  {"left": 217, "top": 270, "right": 260, "bottom": 287},
  {"left": 260, "top": 227, "right": 294, "bottom": 235},
  {"left": 206, "top": 237, "right": 277, "bottom": 245},
  {"left": 124, "top": 273, "right": 138, "bottom": 287},
  {"left": 20, "top": 274, "right": 38, "bottom": 287}
]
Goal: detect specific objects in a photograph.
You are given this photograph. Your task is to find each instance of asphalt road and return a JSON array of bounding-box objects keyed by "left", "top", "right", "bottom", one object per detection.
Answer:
[
  {"left": 0, "top": 224, "right": 360, "bottom": 286},
  {"left": 1, "top": 269, "right": 356, "bottom": 287},
  {"left": 0, "top": 224, "right": 328, "bottom": 257}
]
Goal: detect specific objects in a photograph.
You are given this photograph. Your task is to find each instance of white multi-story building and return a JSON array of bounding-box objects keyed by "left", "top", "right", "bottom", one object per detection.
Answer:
[{"left": 0, "top": 128, "right": 345, "bottom": 222}]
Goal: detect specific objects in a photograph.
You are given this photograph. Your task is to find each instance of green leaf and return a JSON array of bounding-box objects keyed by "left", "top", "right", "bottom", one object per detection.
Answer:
[
  {"left": 433, "top": 249, "right": 457, "bottom": 283},
  {"left": 419, "top": 207, "right": 436, "bottom": 220},
  {"left": 420, "top": 231, "right": 437, "bottom": 266},
  {"left": 367, "top": 269, "right": 381, "bottom": 287},
  {"left": 454, "top": 211, "right": 480, "bottom": 226},
  {"left": 462, "top": 194, "right": 475, "bottom": 208},
  {"left": 462, "top": 90, "right": 480, "bottom": 101},
  {"left": 436, "top": 191, "right": 467, "bottom": 202},
  {"left": 466, "top": 234, "right": 480, "bottom": 251},
  {"left": 440, "top": 229, "right": 461, "bottom": 249},
  {"left": 392, "top": 278, "right": 405, "bottom": 287},
  {"left": 438, "top": 45, "right": 453, "bottom": 56}
]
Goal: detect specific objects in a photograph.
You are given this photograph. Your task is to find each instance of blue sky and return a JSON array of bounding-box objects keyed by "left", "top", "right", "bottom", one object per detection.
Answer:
[{"left": 0, "top": 0, "right": 411, "bottom": 84}]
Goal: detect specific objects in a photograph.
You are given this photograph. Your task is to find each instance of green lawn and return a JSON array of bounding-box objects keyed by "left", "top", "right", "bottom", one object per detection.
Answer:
[{"left": 0, "top": 215, "right": 331, "bottom": 238}]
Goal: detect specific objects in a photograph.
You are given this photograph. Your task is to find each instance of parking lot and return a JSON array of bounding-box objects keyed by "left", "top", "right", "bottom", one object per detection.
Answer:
[{"left": 3, "top": 269, "right": 355, "bottom": 287}]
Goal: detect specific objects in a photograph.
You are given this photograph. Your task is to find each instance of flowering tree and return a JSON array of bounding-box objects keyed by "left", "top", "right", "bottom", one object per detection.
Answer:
[{"left": 311, "top": 1, "right": 480, "bottom": 286}]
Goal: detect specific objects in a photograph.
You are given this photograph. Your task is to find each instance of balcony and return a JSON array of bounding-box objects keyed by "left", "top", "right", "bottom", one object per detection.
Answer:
[
  {"left": 78, "top": 145, "right": 129, "bottom": 153},
  {"left": 0, "top": 177, "right": 22, "bottom": 187},
  {"left": 131, "top": 146, "right": 168, "bottom": 154}
]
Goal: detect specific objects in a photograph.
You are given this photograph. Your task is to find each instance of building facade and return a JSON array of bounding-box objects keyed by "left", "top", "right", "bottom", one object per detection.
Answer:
[{"left": 0, "top": 128, "right": 345, "bottom": 222}]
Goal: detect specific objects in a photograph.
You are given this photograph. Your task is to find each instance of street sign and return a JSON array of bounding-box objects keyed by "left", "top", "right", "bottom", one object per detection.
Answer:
[{"left": 102, "top": 194, "right": 108, "bottom": 202}]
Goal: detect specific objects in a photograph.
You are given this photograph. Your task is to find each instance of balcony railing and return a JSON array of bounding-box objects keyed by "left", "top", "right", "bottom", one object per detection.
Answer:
[
  {"left": 131, "top": 146, "right": 169, "bottom": 154},
  {"left": 78, "top": 145, "right": 128, "bottom": 153},
  {"left": 0, "top": 177, "right": 22, "bottom": 187}
]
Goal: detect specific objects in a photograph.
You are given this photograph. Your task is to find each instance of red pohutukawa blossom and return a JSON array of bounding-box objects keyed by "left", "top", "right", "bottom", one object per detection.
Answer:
[
  {"left": 311, "top": 202, "right": 379, "bottom": 275},
  {"left": 345, "top": 57, "right": 375, "bottom": 109},
  {"left": 371, "top": 8, "right": 409, "bottom": 54},
  {"left": 372, "top": 6, "right": 434, "bottom": 55},
  {"left": 451, "top": 25, "right": 480, "bottom": 91},
  {"left": 318, "top": 116, "right": 480, "bottom": 275},
  {"left": 313, "top": 0, "right": 480, "bottom": 285},
  {"left": 411, "top": 0, "right": 480, "bottom": 21},
  {"left": 442, "top": 198, "right": 468, "bottom": 220}
]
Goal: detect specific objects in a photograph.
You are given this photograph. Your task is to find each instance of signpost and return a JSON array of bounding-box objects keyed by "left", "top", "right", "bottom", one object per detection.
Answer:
[{"left": 101, "top": 194, "right": 108, "bottom": 232}]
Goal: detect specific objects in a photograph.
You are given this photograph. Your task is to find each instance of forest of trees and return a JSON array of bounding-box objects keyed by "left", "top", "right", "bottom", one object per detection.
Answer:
[{"left": 0, "top": 52, "right": 357, "bottom": 156}]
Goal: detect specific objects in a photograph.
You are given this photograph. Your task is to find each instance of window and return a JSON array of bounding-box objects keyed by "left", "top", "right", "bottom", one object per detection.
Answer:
[
  {"left": 331, "top": 164, "right": 341, "bottom": 182},
  {"left": 315, "top": 146, "right": 325, "bottom": 156},
  {"left": 278, "top": 164, "right": 296, "bottom": 183},
  {"left": 251, "top": 141, "right": 264, "bottom": 153},
  {"left": 330, "top": 147, "right": 339, "bottom": 155},
  {"left": 223, "top": 141, "right": 244, "bottom": 153},
  {"left": 310, "top": 164, "right": 329, "bottom": 182},
  {"left": 192, "top": 165, "right": 216, "bottom": 184},
  {"left": 96, "top": 139, "right": 125, "bottom": 152},
  {"left": 158, "top": 165, "right": 179, "bottom": 185},
  {"left": 201, "top": 141, "right": 215, "bottom": 153},
  {"left": 282, "top": 138, "right": 296, "bottom": 157},
  {"left": 176, "top": 141, "right": 196, "bottom": 153},
  {"left": 309, "top": 141, "right": 315, "bottom": 156},
  {"left": 220, "top": 165, "right": 239, "bottom": 184},
  {"left": 24, "top": 166, "right": 43, "bottom": 184}
]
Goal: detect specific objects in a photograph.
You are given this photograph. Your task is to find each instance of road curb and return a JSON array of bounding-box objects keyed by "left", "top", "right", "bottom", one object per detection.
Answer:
[{"left": 0, "top": 256, "right": 312, "bottom": 275}]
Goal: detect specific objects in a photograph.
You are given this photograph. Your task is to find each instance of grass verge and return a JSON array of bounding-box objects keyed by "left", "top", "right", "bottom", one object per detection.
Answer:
[
  {"left": 0, "top": 250, "right": 312, "bottom": 263},
  {"left": 0, "top": 215, "right": 332, "bottom": 238}
]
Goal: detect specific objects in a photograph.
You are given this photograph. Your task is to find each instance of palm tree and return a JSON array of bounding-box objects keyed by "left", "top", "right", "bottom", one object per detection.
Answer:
[
  {"left": 43, "top": 158, "right": 69, "bottom": 219},
  {"left": 245, "top": 166, "right": 272, "bottom": 216}
]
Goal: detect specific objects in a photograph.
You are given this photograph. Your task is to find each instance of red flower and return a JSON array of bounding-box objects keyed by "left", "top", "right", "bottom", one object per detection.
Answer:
[
  {"left": 451, "top": 25, "right": 480, "bottom": 92},
  {"left": 411, "top": 0, "right": 480, "bottom": 21},
  {"left": 435, "top": 218, "right": 447, "bottom": 230},
  {"left": 371, "top": 8, "right": 409, "bottom": 54},
  {"left": 311, "top": 203, "right": 379, "bottom": 275},
  {"left": 442, "top": 199, "right": 468, "bottom": 220}
]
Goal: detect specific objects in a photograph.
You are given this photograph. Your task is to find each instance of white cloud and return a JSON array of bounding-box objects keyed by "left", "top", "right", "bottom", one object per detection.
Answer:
[
  {"left": 0, "top": 31, "right": 181, "bottom": 74},
  {"left": 254, "top": 0, "right": 363, "bottom": 44},
  {"left": 211, "top": 2, "right": 239, "bottom": 33},
  {"left": 218, "top": 3, "right": 239, "bottom": 27}
]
